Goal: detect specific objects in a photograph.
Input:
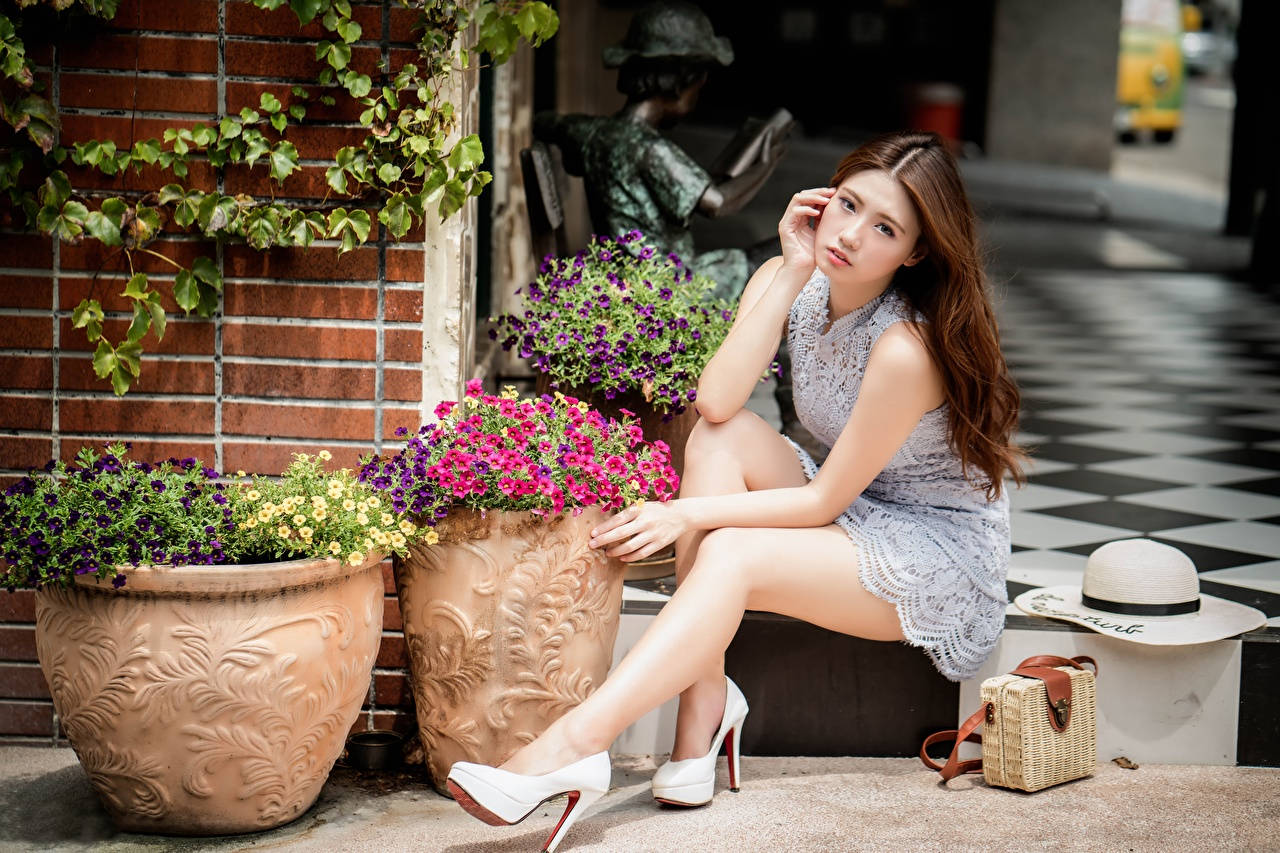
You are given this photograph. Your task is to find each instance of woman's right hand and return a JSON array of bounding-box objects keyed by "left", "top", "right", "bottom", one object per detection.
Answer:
[{"left": 778, "top": 187, "right": 836, "bottom": 275}]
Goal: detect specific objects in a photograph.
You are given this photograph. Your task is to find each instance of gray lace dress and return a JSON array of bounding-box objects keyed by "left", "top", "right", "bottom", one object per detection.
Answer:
[{"left": 780, "top": 271, "right": 1010, "bottom": 682}]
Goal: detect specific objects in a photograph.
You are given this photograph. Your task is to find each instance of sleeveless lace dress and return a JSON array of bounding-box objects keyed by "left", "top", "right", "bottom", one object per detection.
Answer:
[{"left": 780, "top": 271, "right": 1011, "bottom": 682}]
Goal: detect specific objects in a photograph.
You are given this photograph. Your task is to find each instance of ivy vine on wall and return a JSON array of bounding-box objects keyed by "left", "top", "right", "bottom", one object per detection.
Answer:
[{"left": 0, "top": 0, "right": 557, "bottom": 394}]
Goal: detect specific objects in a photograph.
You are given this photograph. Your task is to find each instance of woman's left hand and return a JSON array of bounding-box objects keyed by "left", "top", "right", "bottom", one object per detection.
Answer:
[{"left": 588, "top": 500, "right": 689, "bottom": 562}]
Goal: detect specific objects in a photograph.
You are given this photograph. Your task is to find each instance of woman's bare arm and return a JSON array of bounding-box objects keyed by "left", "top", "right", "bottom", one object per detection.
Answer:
[{"left": 694, "top": 255, "right": 802, "bottom": 422}]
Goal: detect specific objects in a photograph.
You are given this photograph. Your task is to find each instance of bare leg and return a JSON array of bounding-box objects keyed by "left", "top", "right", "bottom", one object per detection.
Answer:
[
  {"left": 668, "top": 412, "right": 808, "bottom": 761},
  {"left": 498, "top": 423, "right": 905, "bottom": 777}
]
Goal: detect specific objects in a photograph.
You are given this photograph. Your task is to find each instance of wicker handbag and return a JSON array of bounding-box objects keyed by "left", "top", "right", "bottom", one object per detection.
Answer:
[{"left": 920, "top": 655, "right": 1099, "bottom": 792}]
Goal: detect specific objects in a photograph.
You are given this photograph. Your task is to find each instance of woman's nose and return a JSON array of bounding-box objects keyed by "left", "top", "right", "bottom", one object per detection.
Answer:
[{"left": 838, "top": 223, "right": 862, "bottom": 249}]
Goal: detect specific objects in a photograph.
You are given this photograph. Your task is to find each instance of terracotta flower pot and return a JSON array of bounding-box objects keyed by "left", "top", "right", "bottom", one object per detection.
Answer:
[
  {"left": 34, "top": 555, "right": 385, "bottom": 835},
  {"left": 394, "top": 507, "right": 625, "bottom": 794}
]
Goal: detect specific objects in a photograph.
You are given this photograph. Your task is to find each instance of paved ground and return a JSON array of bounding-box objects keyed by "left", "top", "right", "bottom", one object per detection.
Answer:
[{"left": 1, "top": 746, "right": 1277, "bottom": 852}]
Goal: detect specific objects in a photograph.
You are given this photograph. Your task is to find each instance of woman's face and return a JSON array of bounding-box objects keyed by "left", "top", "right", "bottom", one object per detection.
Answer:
[{"left": 813, "top": 168, "right": 925, "bottom": 288}]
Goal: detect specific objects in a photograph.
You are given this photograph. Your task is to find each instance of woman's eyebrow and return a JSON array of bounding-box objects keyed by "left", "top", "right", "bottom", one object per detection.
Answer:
[{"left": 844, "top": 190, "right": 904, "bottom": 232}]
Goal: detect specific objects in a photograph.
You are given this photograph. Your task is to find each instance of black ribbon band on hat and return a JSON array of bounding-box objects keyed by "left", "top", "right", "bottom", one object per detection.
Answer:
[{"left": 1081, "top": 593, "right": 1200, "bottom": 616}]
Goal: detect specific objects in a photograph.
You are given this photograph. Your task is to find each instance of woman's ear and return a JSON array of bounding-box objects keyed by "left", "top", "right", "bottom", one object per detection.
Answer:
[{"left": 902, "top": 243, "right": 928, "bottom": 267}]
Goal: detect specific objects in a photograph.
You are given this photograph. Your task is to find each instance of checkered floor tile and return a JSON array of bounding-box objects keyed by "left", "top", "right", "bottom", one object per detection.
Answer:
[{"left": 1002, "top": 270, "right": 1280, "bottom": 630}]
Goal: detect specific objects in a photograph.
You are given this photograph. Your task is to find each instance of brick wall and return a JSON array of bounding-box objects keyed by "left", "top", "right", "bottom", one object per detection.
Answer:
[{"left": 0, "top": 0, "right": 513, "bottom": 743}]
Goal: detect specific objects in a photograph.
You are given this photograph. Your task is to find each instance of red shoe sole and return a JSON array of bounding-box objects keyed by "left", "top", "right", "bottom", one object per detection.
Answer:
[{"left": 447, "top": 779, "right": 514, "bottom": 827}]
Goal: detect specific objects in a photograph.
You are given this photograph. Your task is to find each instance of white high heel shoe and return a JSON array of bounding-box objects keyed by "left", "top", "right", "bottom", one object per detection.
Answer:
[
  {"left": 446, "top": 750, "right": 611, "bottom": 853},
  {"left": 651, "top": 675, "right": 749, "bottom": 806}
]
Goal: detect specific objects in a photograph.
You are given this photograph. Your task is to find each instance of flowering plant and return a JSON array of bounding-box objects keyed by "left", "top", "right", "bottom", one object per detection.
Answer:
[
  {"left": 0, "top": 443, "right": 232, "bottom": 590},
  {"left": 224, "top": 450, "right": 422, "bottom": 568},
  {"left": 488, "top": 232, "right": 748, "bottom": 417},
  {"left": 0, "top": 444, "right": 428, "bottom": 591},
  {"left": 357, "top": 379, "right": 680, "bottom": 522}
]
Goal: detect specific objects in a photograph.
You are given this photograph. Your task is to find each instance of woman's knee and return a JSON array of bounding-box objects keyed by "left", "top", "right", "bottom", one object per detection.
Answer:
[
  {"left": 685, "top": 409, "right": 761, "bottom": 458},
  {"left": 686, "top": 527, "right": 763, "bottom": 587}
]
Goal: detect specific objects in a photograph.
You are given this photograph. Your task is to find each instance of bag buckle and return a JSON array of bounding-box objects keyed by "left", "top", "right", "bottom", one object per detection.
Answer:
[
  {"left": 985, "top": 702, "right": 994, "bottom": 724},
  {"left": 1052, "top": 698, "right": 1071, "bottom": 728}
]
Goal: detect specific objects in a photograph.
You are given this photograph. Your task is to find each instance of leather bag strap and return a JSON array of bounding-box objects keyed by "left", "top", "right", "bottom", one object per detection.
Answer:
[
  {"left": 919, "top": 703, "right": 990, "bottom": 782},
  {"left": 1009, "top": 655, "right": 1097, "bottom": 732},
  {"left": 1016, "top": 654, "right": 1098, "bottom": 674}
]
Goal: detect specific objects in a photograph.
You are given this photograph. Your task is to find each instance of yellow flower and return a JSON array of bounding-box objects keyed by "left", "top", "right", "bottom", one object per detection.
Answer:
[
  {"left": 363, "top": 537, "right": 374, "bottom": 550},
  {"left": 257, "top": 509, "right": 273, "bottom": 523},
  {"left": 373, "top": 531, "right": 390, "bottom": 546},
  {"left": 390, "top": 532, "right": 406, "bottom": 549},
  {"left": 293, "top": 514, "right": 307, "bottom": 526},
  {"left": 356, "top": 512, "right": 369, "bottom": 526},
  {"left": 380, "top": 512, "right": 394, "bottom": 526},
  {"left": 245, "top": 489, "right": 261, "bottom": 502},
  {"left": 327, "top": 479, "right": 343, "bottom": 491},
  {"left": 329, "top": 541, "right": 342, "bottom": 554},
  {"left": 425, "top": 529, "right": 439, "bottom": 545},
  {"left": 312, "top": 506, "right": 328, "bottom": 521},
  {"left": 277, "top": 525, "right": 291, "bottom": 538},
  {"left": 300, "top": 526, "right": 314, "bottom": 539},
  {"left": 311, "top": 495, "right": 327, "bottom": 506},
  {"left": 318, "top": 450, "right": 332, "bottom": 461},
  {"left": 398, "top": 520, "right": 417, "bottom": 535},
  {"left": 235, "top": 470, "right": 247, "bottom": 478},
  {"left": 343, "top": 498, "right": 357, "bottom": 511},
  {"left": 262, "top": 501, "right": 276, "bottom": 514},
  {"left": 367, "top": 496, "right": 381, "bottom": 509},
  {"left": 244, "top": 517, "right": 258, "bottom": 529},
  {"left": 327, "top": 486, "right": 344, "bottom": 499},
  {"left": 347, "top": 551, "right": 364, "bottom": 566},
  {"left": 501, "top": 385, "right": 519, "bottom": 400}
]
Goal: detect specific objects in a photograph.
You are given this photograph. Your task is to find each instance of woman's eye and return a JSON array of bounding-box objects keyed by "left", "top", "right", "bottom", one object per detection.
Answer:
[
  {"left": 877, "top": 223, "right": 895, "bottom": 236},
  {"left": 841, "top": 198, "right": 856, "bottom": 213}
]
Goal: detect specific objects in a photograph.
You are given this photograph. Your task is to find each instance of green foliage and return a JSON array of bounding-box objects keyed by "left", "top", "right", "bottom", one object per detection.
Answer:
[{"left": 0, "top": 0, "right": 559, "bottom": 394}]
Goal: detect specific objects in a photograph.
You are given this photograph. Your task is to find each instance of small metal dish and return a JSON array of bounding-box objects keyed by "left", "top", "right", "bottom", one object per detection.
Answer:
[{"left": 345, "top": 730, "right": 403, "bottom": 771}]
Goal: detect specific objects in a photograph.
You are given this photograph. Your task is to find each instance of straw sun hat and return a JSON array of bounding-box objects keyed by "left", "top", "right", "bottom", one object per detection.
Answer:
[{"left": 1013, "top": 538, "right": 1267, "bottom": 644}]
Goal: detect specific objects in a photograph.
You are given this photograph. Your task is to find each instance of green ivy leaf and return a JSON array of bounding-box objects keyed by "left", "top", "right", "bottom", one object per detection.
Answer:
[
  {"left": 335, "top": 16, "right": 361, "bottom": 43},
  {"left": 343, "top": 71, "right": 371, "bottom": 98},
  {"left": 327, "top": 41, "right": 351, "bottom": 70},
  {"left": 239, "top": 107, "right": 260, "bottom": 124},
  {"left": 270, "top": 112, "right": 287, "bottom": 133},
  {"left": 288, "top": 103, "right": 306, "bottom": 120},
  {"left": 145, "top": 292, "right": 166, "bottom": 341},
  {"left": 192, "top": 256, "right": 222, "bottom": 290},
  {"left": 438, "top": 178, "right": 467, "bottom": 220},
  {"left": 377, "top": 162, "right": 402, "bottom": 184},
  {"left": 174, "top": 269, "right": 199, "bottom": 312},
  {"left": 379, "top": 192, "right": 412, "bottom": 238},
  {"left": 130, "top": 139, "right": 161, "bottom": 165},
  {"left": 122, "top": 272, "right": 149, "bottom": 299},
  {"left": 116, "top": 340, "right": 142, "bottom": 378},
  {"left": 219, "top": 116, "right": 242, "bottom": 139},
  {"left": 326, "top": 164, "right": 348, "bottom": 194},
  {"left": 421, "top": 165, "right": 447, "bottom": 204},
  {"left": 268, "top": 141, "right": 300, "bottom": 183},
  {"left": 447, "top": 134, "right": 484, "bottom": 172},
  {"left": 260, "top": 92, "right": 282, "bottom": 113},
  {"left": 157, "top": 183, "right": 186, "bottom": 205},
  {"left": 40, "top": 170, "right": 71, "bottom": 208},
  {"left": 289, "top": 0, "right": 325, "bottom": 26},
  {"left": 84, "top": 210, "right": 122, "bottom": 246},
  {"left": 195, "top": 281, "right": 220, "bottom": 316},
  {"left": 92, "top": 340, "right": 117, "bottom": 379},
  {"left": 125, "top": 300, "right": 151, "bottom": 343},
  {"left": 245, "top": 208, "right": 281, "bottom": 250},
  {"left": 72, "top": 299, "right": 104, "bottom": 342}
]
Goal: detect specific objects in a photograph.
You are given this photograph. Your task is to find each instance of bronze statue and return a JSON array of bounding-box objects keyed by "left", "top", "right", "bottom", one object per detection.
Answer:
[{"left": 534, "top": 0, "right": 789, "bottom": 302}]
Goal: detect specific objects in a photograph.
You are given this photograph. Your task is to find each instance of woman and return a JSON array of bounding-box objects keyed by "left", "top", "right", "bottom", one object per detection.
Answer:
[{"left": 446, "top": 131, "right": 1026, "bottom": 852}]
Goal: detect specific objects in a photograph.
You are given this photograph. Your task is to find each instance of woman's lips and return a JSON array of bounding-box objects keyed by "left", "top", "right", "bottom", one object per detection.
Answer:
[{"left": 826, "top": 248, "right": 850, "bottom": 267}]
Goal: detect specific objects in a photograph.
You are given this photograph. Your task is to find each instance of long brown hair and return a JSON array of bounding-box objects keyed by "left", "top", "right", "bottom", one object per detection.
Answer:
[{"left": 830, "top": 131, "right": 1026, "bottom": 499}]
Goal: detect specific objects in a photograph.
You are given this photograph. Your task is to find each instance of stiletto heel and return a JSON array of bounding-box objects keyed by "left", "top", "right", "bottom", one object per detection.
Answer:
[
  {"left": 446, "top": 750, "right": 611, "bottom": 853},
  {"left": 726, "top": 722, "right": 742, "bottom": 792},
  {"left": 651, "top": 675, "right": 749, "bottom": 806}
]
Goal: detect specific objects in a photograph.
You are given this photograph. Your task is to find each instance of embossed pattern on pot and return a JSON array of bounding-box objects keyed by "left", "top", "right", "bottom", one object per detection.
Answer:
[
  {"left": 33, "top": 556, "right": 384, "bottom": 835},
  {"left": 394, "top": 507, "right": 625, "bottom": 794}
]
